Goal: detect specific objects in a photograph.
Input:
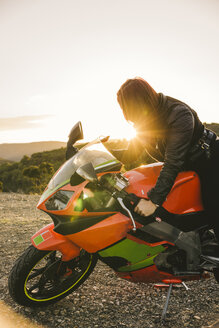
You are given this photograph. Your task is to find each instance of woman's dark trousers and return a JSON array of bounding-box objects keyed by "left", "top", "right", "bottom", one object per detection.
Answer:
[{"left": 190, "top": 139, "right": 219, "bottom": 240}]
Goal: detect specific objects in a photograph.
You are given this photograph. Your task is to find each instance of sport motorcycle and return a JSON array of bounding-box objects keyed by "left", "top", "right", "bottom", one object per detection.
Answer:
[{"left": 8, "top": 122, "right": 219, "bottom": 319}]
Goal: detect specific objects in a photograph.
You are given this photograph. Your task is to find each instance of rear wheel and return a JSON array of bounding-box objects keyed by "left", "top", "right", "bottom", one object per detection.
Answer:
[{"left": 8, "top": 245, "right": 97, "bottom": 307}]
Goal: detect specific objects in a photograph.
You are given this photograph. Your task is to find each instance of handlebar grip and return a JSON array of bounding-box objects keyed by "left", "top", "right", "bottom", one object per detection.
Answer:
[{"left": 124, "top": 193, "right": 142, "bottom": 208}]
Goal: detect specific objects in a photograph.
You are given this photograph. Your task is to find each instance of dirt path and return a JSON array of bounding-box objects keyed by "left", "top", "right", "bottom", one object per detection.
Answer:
[{"left": 0, "top": 192, "right": 218, "bottom": 328}]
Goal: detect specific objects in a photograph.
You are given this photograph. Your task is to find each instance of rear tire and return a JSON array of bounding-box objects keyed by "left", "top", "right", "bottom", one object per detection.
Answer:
[{"left": 8, "top": 245, "right": 97, "bottom": 307}]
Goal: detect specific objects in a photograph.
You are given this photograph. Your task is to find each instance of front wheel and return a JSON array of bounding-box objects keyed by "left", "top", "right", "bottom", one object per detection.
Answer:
[{"left": 8, "top": 245, "right": 97, "bottom": 307}]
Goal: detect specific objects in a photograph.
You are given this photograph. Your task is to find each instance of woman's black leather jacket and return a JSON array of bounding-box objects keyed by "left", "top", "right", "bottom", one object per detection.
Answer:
[{"left": 139, "top": 93, "right": 204, "bottom": 205}]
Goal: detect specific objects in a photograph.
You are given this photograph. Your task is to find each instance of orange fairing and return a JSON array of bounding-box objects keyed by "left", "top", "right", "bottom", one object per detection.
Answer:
[
  {"left": 37, "top": 176, "right": 117, "bottom": 217},
  {"left": 116, "top": 264, "right": 173, "bottom": 283},
  {"left": 67, "top": 213, "right": 132, "bottom": 253},
  {"left": 162, "top": 172, "right": 203, "bottom": 214},
  {"left": 37, "top": 182, "right": 87, "bottom": 213},
  {"left": 31, "top": 223, "right": 80, "bottom": 261},
  {"left": 125, "top": 163, "right": 203, "bottom": 214},
  {"left": 116, "top": 265, "right": 202, "bottom": 283}
]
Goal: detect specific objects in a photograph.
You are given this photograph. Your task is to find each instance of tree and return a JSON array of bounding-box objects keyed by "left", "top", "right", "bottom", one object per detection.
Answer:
[
  {"left": 20, "top": 155, "right": 30, "bottom": 165},
  {"left": 39, "top": 162, "right": 54, "bottom": 175},
  {"left": 23, "top": 166, "right": 41, "bottom": 179}
]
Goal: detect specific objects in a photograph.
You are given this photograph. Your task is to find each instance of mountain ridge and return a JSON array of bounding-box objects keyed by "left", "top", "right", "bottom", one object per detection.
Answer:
[{"left": 0, "top": 141, "right": 66, "bottom": 162}]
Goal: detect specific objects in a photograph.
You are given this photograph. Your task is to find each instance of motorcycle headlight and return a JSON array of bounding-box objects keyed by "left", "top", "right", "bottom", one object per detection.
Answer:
[
  {"left": 74, "top": 187, "right": 116, "bottom": 212},
  {"left": 45, "top": 190, "right": 74, "bottom": 211}
]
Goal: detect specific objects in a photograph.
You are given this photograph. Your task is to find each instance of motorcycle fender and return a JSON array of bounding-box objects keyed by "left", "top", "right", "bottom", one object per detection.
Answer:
[{"left": 31, "top": 223, "right": 80, "bottom": 261}]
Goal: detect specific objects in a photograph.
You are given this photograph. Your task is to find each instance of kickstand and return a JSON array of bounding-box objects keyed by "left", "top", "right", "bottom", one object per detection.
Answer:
[
  {"left": 161, "top": 283, "right": 173, "bottom": 321},
  {"left": 154, "top": 279, "right": 189, "bottom": 321}
]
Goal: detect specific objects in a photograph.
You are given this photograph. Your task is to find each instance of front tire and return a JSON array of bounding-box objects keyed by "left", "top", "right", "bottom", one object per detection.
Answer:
[{"left": 8, "top": 245, "right": 97, "bottom": 307}]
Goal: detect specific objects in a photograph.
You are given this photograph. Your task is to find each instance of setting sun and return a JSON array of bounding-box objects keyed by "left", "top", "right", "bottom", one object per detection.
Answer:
[
  {"left": 120, "top": 122, "right": 136, "bottom": 140},
  {"left": 108, "top": 119, "right": 137, "bottom": 141}
]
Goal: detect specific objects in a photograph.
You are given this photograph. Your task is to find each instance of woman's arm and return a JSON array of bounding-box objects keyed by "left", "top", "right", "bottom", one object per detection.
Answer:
[{"left": 147, "top": 106, "right": 195, "bottom": 205}]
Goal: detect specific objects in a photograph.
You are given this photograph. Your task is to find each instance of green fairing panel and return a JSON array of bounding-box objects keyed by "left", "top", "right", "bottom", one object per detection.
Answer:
[{"left": 98, "top": 238, "right": 165, "bottom": 272}]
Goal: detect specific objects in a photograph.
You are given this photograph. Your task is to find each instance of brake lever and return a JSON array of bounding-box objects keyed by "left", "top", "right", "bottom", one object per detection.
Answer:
[{"left": 117, "top": 197, "right": 137, "bottom": 231}]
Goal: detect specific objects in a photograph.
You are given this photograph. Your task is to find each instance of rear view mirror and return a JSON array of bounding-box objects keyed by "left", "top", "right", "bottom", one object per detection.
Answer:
[
  {"left": 76, "top": 162, "right": 98, "bottom": 183},
  {"left": 67, "top": 121, "right": 84, "bottom": 146}
]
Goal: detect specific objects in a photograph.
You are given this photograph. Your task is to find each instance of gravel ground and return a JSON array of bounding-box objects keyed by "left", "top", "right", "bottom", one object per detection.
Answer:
[{"left": 0, "top": 192, "right": 218, "bottom": 328}]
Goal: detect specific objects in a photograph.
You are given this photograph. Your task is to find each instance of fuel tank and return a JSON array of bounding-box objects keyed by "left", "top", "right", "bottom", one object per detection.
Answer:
[{"left": 124, "top": 162, "right": 203, "bottom": 214}]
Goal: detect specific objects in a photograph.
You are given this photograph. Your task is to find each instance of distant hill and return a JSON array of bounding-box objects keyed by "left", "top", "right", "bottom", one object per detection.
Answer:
[
  {"left": 0, "top": 141, "right": 66, "bottom": 162},
  {"left": 0, "top": 157, "right": 13, "bottom": 165}
]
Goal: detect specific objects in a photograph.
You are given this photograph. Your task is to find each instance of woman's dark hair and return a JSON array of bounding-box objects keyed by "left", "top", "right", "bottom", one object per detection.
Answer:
[{"left": 117, "top": 77, "right": 159, "bottom": 124}]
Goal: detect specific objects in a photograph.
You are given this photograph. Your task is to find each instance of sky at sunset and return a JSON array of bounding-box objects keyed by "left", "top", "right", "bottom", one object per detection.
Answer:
[{"left": 0, "top": 0, "right": 219, "bottom": 143}]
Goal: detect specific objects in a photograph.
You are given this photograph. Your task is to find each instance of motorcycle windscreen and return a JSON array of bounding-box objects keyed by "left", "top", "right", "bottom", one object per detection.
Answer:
[{"left": 38, "top": 138, "right": 122, "bottom": 204}]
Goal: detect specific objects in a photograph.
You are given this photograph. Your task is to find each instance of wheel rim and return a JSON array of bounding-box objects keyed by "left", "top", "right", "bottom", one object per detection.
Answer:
[{"left": 24, "top": 250, "right": 93, "bottom": 302}]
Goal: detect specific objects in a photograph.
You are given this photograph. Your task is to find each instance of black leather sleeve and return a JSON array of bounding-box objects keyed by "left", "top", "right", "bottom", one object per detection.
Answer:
[{"left": 147, "top": 106, "right": 195, "bottom": 205}]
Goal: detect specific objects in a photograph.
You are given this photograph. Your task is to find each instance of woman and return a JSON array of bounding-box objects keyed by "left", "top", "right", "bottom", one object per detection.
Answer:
[{"left": 117, "top": 77, "right": 218, "bottom": 270}]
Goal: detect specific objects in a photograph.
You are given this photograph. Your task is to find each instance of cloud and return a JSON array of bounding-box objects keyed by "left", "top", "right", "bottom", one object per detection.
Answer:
[{"left": 0, "top": 115, "right": 53, "bottom": 131}]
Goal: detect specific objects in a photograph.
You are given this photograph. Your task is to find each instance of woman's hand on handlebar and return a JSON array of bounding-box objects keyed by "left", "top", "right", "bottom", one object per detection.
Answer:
[{"left": 134, "top": 199, "right": 157, "bottom": 217}]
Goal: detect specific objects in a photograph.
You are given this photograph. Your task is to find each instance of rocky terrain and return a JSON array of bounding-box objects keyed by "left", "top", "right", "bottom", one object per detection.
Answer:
[{"left": 0, "top": 192, "right": 218, "bottom": 328}]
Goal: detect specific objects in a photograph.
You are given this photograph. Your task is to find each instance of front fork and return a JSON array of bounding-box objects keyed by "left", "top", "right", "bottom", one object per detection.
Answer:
[{"left": 31, "top": 223, "right": 81, "bottom": 261}]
